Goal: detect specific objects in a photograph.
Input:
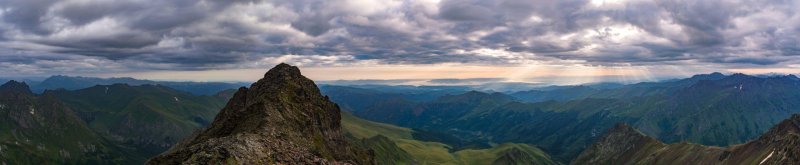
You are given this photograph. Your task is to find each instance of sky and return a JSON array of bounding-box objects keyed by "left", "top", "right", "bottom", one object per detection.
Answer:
[{"left": 1, "top": 0, "right": 799, "bottom": 83}]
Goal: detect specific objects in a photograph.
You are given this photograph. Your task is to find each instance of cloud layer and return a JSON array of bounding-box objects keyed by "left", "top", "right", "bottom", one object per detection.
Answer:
[{"left": 1, "top": 0, "right": 799, "bottom": 76}]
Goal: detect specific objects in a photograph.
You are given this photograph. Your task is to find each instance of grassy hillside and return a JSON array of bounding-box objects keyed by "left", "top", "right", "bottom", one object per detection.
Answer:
[
  {"left": 51, "top": 84, "right": 228, "bottom": 163},
  {"left": 0, "top": 81, "right": 133, "bottom": 164},
  {"left": 341, "top": 112, "right": 558, "bottom": 165}
]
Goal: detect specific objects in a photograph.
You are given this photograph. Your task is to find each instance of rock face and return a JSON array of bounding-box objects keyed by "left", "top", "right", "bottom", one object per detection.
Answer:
[
  {"left": 572, "top": 115, "right": 800, "bottom": 165},
  {"left": 148, "top": 63, "right": 373, "bottom": 164}
]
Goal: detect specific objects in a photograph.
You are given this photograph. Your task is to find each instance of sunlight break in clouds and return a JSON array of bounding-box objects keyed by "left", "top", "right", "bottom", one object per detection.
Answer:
[{"left": 0, "top": 0, "right": 799, "bottom": 83}]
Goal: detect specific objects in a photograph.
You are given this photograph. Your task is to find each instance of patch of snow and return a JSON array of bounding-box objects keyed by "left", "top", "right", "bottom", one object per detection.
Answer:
[
  {"left": 174, "top": 97, "right": 180, "bottom": 102},
  {"left": 759, "top": 150, "right": 775, "bottom": 165},
  {"left": 29, "top": 107, "right": 35, "bottom": 115},
  {"left": 0, "top": 104, "right": 5, "bottom": 109},
  {"left": 105, "top": 87, "right": 109, "bottom": 94}
]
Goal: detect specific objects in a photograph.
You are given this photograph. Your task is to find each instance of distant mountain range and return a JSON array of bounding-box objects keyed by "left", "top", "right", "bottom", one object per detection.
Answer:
[
  {"left": 10, "top": 75, "right": 249, "bottom": 95},
  {"left": 0, "top": 81, "right": 128, "bottom": 164},
  {"left": 325, "top": 72, "right": 800, "bottom": 162},
  {"left": 2, "top": 69, "right": 800, "bottom": 164},
  {"left": 0, "top": 81, "right": 228, "bottom": 164}
]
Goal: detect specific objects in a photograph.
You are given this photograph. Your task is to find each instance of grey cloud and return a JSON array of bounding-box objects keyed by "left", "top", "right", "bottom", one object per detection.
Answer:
[
  {"left": 0, "top": 0, "right": 799, "bottom": 75},
  {"left": 439, "top": 1, "right": 495, "bottom": 22}
]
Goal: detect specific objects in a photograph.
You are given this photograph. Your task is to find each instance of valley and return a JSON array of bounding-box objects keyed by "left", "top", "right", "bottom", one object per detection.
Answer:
[{"left": 1, "top": 64, "right": 799, "bottom": 164}]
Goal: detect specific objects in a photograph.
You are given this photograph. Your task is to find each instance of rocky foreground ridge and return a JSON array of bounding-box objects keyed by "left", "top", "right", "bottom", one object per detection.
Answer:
[{"left": 148, "top": 63, "right": 373, "bottom": 164}]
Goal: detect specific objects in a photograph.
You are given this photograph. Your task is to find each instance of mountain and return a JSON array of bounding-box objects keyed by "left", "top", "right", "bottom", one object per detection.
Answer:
[
  {"left": 0, "top": 81, "right": 130, "bottom": 164},
  {"left": 335, "top": 73, "right": 800, "bottom": 162},
  {"left": 148, "top": 63, "right": 373, "bottom": 164},
  {"left": 32, "top": 75, "right": 247, "bottom": 95},
  {"left": 35, "top": 76, "right": 153, "bottom": 92},
  {"left": 509, "top": 72, "right": 727, "bottom": 103},
  {"left": 573, "top": 114, "right": 800, "bottom": 165},
  {"left": 50, "top": 84, "right": 228, "bottom": 161}
]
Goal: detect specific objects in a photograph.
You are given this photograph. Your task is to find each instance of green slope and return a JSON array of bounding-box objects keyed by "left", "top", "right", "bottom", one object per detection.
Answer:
[
  {"left": 51, "top": 84, "right": 228, "bottom": 163},
  {"left": 0, "top": 81, "right": 132, "bottom": 164},
  {"left": 341, "top": 112, "right": 558, "bottom": 165}
]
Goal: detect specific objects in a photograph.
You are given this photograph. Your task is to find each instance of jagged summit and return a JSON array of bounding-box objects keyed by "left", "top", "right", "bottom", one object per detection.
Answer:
[
  {"left": 148, "top": 63, "right": 372, "bottom": 165},
  {"left": 0, "top": 80, "right": 32, "bottom": 95},
  {"left": 690, "top": 72, "right": 726, "bottom": 80},
  {"left": 264, "top": 63, "right": 302, "bottom": 78}
]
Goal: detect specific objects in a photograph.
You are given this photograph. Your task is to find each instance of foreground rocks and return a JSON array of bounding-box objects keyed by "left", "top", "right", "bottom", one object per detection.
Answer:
[{"left": 148, "top": 63, "right": 373, "bottom": 165}]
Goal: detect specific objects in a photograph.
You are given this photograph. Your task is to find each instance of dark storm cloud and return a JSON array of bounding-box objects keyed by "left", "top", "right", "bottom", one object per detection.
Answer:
[{"left": 1, "top": 0, "right": 799, "bottom": 75}]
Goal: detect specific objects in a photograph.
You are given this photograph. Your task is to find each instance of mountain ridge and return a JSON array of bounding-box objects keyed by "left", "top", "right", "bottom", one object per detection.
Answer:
[
  {"left": 573, "top": 114, "right": 800, "bottom": 164},
  {"left": 148, "top": 63, "right": 373, "bottom": 164}
]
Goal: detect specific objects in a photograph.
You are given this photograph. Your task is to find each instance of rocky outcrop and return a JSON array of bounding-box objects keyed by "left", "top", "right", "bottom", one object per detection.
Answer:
[
  {"left": 148, "top": 63, "right": 373, "bottom": 164},
  {"left": 573, "top": 115, "right": 800, "bottom": 165}
]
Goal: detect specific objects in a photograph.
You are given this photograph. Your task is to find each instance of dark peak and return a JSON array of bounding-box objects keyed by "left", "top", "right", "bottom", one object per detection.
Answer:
[
  {"left": 729, "top": 73, "right": 750, "bottom": 77},
  {"left": 250, "top": 63, "right": 317, "bottom": 97},
  {"left": 264, "top": 63, "right": 301, "bottom": 78},
  {"left": 690, "top": 72, "right": 726, "bottom": 80},
  {"left": 2, "top": 80, "right": 27, "bottom": 87},
  {"left": 0, "top": 80, "right": 33, "bottom": 95},
  {"left": 718, "top": 73, "right": 756, "bottom": 82},
  {"left": 91, "top": 83, "right": 131, "bottom": 89},
  {"left": 786, "top": 74, "right": 799, "bottom": 80}
]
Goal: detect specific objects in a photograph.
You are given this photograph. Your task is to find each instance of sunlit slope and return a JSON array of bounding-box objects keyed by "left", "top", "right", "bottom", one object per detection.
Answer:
[{"left": 341, "top": 112, "right": 558, "bottom": 165}]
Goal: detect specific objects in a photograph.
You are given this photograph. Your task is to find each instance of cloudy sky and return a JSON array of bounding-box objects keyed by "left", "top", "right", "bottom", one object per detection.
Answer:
[{"left": 1, "top": 0, "right": 799, "bottom": 83}]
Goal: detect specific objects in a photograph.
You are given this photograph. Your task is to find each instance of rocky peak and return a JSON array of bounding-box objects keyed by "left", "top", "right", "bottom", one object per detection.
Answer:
[
  {"left": 264, "top": 63, "right": 302, "bottom": 79},
  {"left": 0, "top": 80, "right": 33, "bottom": 96},
  {"left": 709, "top": 72, "right": 725, "bottom": 77},
  {"left": 691, "top": 72, "right": 726, "bottom": 80},
  {"left": 148, "top": 63, "right": 372, "bottom": 165}
]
